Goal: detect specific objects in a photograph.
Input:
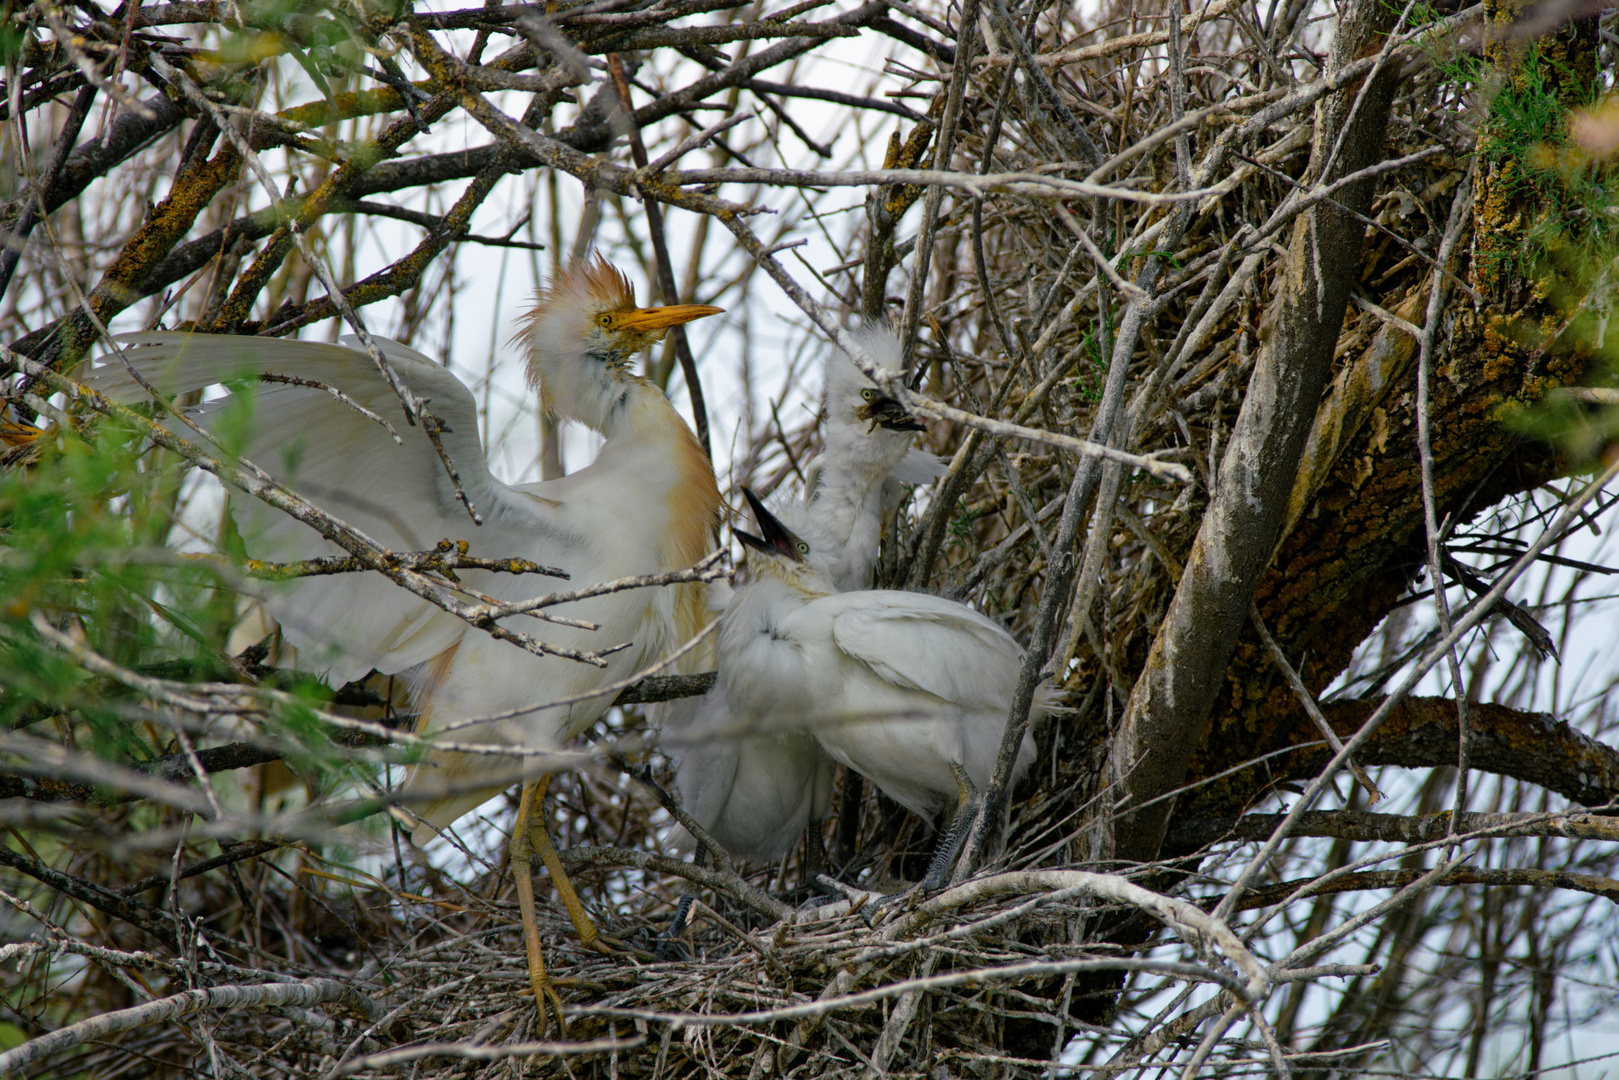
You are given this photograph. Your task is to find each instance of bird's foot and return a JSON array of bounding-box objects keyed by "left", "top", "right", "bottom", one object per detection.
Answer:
[
  {"left": 514, "top": 846, "right": 569, "bottom": 1035},
  {"left": 649, "top": 934, "right": 691, "bottom": 962},
  {"left": 871, "top": 883, "right": 925, "bottom": 918},
  {"left": 526, "top": 965, "right": 570, "bottom": 1036},
  {"left": 585, "top": 929, "right": 647, "bottom": 960},
  {"left": 810, "top": 872, "right": 850, "bottom": 904},
  {"left": 627, "top": 923, "right": 691, "bottom": 962},
  {"left": 806, "top": 874, "right": 889, "bottom": 928}
]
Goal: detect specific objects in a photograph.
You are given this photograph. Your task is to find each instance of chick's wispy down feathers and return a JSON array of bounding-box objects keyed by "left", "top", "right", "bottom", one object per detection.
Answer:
[
  {"left": 670, "top": 326, "right": 941, "bottom": 863},
  {"left": 721, "top": 495, "right": 1044, "bottom": 823}
]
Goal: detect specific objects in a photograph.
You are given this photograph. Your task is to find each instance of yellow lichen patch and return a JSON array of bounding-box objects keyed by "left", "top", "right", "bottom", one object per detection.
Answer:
[{"left": 1282, "top": 290, "right": 1425, "bottom": 540}]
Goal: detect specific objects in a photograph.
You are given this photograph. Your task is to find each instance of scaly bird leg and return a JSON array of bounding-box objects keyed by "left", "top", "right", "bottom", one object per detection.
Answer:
[
  {"left": 522, "top": 775, "right": 629, "bottom": 954},
  {"left": 804, "top": 826, "right": 847, "bottom": 903},
  {"left": 669, "top": 843, "right": 708, "bottom": 933},
  {"left": 512, "top": 777, "right": 567, "bottom": 1032},
  {"left": 919, "top": 762, "right": 980, "bottom": 892},
  {"left": 803, "top": 822, "right": 827, "bottom": 885},
  {"left": 525, "top": 805, "right": 611, "bottom": 953}
]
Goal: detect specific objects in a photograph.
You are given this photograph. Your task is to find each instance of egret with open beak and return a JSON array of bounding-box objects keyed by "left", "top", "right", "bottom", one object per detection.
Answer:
[
  {"left": 671, "top": 327, "right": 944, "bottom": 869},
  {"left": 718, "top": 487, "right": 1046, "bottom": 890}
]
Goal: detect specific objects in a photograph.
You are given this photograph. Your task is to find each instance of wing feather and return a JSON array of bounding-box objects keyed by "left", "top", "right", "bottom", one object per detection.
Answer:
[
  {"left": 889, "top": 447, "right": 948, "bottom": 486},
  {"left": 87, "top": 333, "right": 583, "bottom": 685},
  {"left": 825, "top": 593, "right": 1026, "bottom": 711}
]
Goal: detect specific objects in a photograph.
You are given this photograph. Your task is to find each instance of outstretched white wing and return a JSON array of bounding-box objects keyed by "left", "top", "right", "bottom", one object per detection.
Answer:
[{"left": 87, "top": 333, "right": 583, "bottom": 686}]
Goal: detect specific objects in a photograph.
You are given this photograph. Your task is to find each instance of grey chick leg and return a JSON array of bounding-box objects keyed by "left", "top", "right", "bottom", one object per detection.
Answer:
[{"left": 919, "top": 762, "right": 980, "bottom": 892}]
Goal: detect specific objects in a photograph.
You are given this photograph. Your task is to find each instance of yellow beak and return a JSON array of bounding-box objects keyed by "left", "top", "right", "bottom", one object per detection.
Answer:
[
  {"left": 613, "top": 304, "right": 724, "bottom": 332},
  {"left": 0, "top": 420, "right": 45, "bottom": 447}
]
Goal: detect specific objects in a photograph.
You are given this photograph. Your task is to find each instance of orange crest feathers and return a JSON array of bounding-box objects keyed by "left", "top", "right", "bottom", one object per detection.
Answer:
[
  {"left": 512, "top": 255, "right": 639, "bottom": 347},
  {"left": 513, "top": 255, "right": 643, "bottom": 408},
  {"left": 550, "top": 254, "right": 637, "bottom": 311}
]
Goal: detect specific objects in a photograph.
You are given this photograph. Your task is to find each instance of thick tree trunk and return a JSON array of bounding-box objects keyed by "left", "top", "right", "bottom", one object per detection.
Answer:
[
  {"left": 1179, "top": 6, "right": 1603, "bottom": 814},
  {"left": 1104, "top": 0, "right": 1402, "bottom": 864}
]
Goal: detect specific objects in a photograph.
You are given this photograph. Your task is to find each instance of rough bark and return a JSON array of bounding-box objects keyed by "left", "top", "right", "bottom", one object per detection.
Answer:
[
  {"left": 1173, "top": 696, "right": 1619, "bottom": 837},
  {"left": 1105, "top": 0, "right": 1402, "bottom": 864},
  {"left": 1180, "top": 7, "right": 1604, "bottom": 808}
]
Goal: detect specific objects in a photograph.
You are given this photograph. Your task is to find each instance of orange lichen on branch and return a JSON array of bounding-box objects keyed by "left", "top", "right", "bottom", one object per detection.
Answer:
[{"left": 40, "top": 143, "right": 241, "bottom": 368}]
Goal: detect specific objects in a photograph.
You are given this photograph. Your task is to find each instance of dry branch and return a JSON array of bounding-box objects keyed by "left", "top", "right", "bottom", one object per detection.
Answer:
[
  {"left": 3, "top": 0, "right": 1615, "bottom": 1073},
  {"left": 1108, "top": 0, "right": 1403, "bottom": 865},
  {"left": 0, "top": 978, "right": 365, "bottom": 1075}
]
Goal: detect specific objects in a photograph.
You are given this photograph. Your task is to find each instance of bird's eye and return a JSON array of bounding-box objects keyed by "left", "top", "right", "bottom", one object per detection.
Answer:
[
  {"left": 596, "top": 313, "right": 614, "bottom": 328},
  {"left": 796, "top": 541, "right": 809, "bottom": 554},
  {"left": 860, "top": 388, "right": 876, "bottom": 401}
]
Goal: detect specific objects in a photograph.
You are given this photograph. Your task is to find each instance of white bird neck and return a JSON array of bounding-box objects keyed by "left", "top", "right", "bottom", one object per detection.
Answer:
[
  {"left": 795, "top": 427, "right": 911, "bottom": 590},
  {"left": 723, "top": 574, "right": 805, "bottom": 637},
  {"left": 736, "top": 561, "right": 833, "bottom": 604},
  {"left": 806, "top": 459, "right": 889, "bottom": 532},
  {"left": 591, "top": 380, "right": 720, "bottom": 574},
  {"left": 593, "top": 376, "right": 663, "bottom": 437}
]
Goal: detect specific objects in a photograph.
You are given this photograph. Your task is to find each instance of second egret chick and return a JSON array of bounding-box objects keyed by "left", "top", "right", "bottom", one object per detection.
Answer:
[
  {"left": 798, "top": 325, "right": 946, "bottom": 592},
  {"left": 720, "top": 489, "right": 1046, "bottom": 889}
]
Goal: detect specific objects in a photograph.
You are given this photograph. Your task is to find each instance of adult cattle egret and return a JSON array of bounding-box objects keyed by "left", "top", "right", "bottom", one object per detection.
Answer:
[
  {"left": 671, "top": 328, "right": 942, "bottom": 868},
  {"left": 87, "top": 258, "right": 723, "bottom": 1022},
  {"left": 720, "top": 489, "right": 1047, "bottom": 889}
]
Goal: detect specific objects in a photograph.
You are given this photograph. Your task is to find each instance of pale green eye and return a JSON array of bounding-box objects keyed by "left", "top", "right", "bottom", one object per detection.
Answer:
[
  {"left": 796, "top": 541, "right": 809, "bottom": 554},
  {"left": 860, "top": 388, "right": 876, "bottom": 401}
]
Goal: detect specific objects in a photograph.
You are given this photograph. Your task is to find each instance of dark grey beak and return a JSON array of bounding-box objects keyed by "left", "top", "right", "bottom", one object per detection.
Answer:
[
  {"left": 740, "top": 488, "right": 808, "bottom": 562},
  {"left": 858, "top": 395, "right": 926, "bottom": 432}
]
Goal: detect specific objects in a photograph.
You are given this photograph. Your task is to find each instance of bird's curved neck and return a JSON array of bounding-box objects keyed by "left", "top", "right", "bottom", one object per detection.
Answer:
[
  {"left": 811, "top": 461, "right": 887, "bottom": 521},
  {"left": 598, "top": 379, "right": 720, "bottom": 571},
  {"left": 597, "top": 378, "right": 672, "bottom": 440}
]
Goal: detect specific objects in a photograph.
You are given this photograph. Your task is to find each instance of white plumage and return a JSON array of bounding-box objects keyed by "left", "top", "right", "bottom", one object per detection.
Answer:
[
  {"left": 790, "top": 326, "right": 946, "bottom": 593},
  {"left": 87, "top": 259, "right": 723, "bottom": 1022},
  {"left": 88, "top": 262, "right": 722, "bottom": 842},
  {"left": 670, "top": 327, "right": 943, "bottom": 864},
  {"left": 717, "top": 489, "right": 1045, "bottom": 883}
]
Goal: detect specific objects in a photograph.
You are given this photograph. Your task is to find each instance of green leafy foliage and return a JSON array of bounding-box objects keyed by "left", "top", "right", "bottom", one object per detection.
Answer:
[
  {"left": 1488, "top": 57, "right": 1619, "bottom": 464},
  {"left": 0, "top": 24, "right": 24, "bottom": 69},
  {"left": 0, "top": 412, "right": 378, "bottom": 801},
  {"left": 1478, "top": 46, "right": 1611, "bottom": 280},
  {"left": 948, "top": 497, "right": 981, "bottom": 543},
  {"left": 1067, "top": 328, "right": 1107, "bottom": 403}
]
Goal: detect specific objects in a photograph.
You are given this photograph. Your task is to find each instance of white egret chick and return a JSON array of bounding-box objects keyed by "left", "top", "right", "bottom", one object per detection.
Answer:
[
  {"left": 794, "top": 325, "right": 946, "bottom": 593},
  {"left": 89, "top": 258, "right": 724, "bottom": 1025},
  {"left": 671, "top": 327, "right": 942, "bottom": 867},
  {"left": 719, "top": 489, "right": 1046, "bottom": 889}
]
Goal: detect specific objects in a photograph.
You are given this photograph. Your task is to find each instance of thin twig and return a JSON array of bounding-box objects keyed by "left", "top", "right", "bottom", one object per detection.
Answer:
[{"left": 1249, "top": 602, "right": 1382, "bottom": 801}]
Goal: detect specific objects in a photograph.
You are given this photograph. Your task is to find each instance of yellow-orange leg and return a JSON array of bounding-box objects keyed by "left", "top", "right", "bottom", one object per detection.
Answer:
[
  {"left": 511, "top": 778, "right": 567, "bottom": 1031},
  {"left": 511, "top": 775, "right": 615, "bottom": 1028}
]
